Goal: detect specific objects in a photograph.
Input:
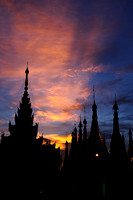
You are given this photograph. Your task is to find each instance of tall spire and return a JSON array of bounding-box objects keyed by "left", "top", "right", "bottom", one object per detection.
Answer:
[
  {"left": 25, "top": 62, "right": 29, "bottom": 91},
  {"left": 88, "top": 90, "right": 103, "bottom": 158},
  {"left": 110, "top": 95, "right": 127, "bottom": 160},
  {"left": 72, "top": 124, "right": 77, "bottom": 145},
  {"left": 113, "top": 94, "right": 118, "bottom": 111},
  {"left": 91, "top": 87, "right": 98, "bottom": 134},
  {"left": 113, "top": 94, "right": 119, "bottom": 135},
  {"left": 8, "top": 65, "right": 38, "bottom": 144}
]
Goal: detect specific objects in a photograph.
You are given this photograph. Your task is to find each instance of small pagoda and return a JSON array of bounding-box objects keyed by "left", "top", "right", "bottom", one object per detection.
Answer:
[{"left": 2, "top": 65, "right": 38, "bottom": 145}]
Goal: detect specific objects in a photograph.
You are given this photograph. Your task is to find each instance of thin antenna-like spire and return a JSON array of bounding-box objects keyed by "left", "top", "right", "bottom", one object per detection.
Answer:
[
  {"left": 25, "top": 63, "right": 29, "bottom": 91},
  {"left": 113, "top": 93, "right": 118, "bottom": 111}
]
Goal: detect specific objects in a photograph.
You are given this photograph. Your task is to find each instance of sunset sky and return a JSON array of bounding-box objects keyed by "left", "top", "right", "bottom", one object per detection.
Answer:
[{"left": 0, "top": 0, "right": 133, "bottom": 150}]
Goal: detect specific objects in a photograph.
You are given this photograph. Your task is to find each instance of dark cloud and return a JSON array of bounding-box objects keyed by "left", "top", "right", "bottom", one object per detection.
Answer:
[
  {"left": 67, "top": 0, "right": 133, "bottom": 77},
  {"left": 117, "top": 64, "right": 133, "bottom": 74},
  {"left": 114, "top": 95, "right": 133, "bottom": 106},
  {"left": 107, "top": 78, "right": 123, "bottom": 87},
  {"left": 120, "top": 114, "right": 133, "bottom": 122}
]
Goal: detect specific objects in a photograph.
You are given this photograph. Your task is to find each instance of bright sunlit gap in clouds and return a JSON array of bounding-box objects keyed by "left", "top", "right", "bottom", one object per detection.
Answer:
[{"left": 37, "top": 133, "right": 72, "bottom": 150}]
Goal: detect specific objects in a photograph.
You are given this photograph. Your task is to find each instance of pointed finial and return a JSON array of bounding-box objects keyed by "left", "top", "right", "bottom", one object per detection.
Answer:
[
  {"left": 79, "top": 114, "right": 82, "bottom": 128},
  {"left": 25, "top": 61, "right": 29, "bottom": 75},
  {"left": 113, "top": 93, "right": 118, "bottom": 111},
  {"left": 83, "top": 107, "right": 87, "bottom": 125},
  {"left": 25, "top": 67, "right": 29, "bottom": 75},
  {"left": 25, "top": 62, "right": 29, "bottom": 91}
]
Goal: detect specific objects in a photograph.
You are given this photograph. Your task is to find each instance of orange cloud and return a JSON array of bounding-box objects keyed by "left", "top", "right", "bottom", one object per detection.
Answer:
[
  {"left": 35, "top": 110, "right": 78, "bottom": 123},
  {"left": 0, "top": 0, "right": 111, "bottom": 143}
]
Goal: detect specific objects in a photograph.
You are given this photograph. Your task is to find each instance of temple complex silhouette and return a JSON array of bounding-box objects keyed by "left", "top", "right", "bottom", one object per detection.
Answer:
[
  {"left": 0, "top": 66, "right": 133, "bottom": 200},
  {"left": 0, "top": 66, "right": 62, "bottom": 200}
]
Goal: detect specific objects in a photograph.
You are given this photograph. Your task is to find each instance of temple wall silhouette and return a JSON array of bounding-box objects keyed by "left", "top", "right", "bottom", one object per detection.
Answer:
[{"left": 0, "top": 66, "right": 133, "bottom": 200}]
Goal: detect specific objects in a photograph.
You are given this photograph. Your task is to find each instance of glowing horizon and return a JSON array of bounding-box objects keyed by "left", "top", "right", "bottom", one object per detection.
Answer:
[{"left": 37, "top": 133, "right": 72, "bottom": 150}]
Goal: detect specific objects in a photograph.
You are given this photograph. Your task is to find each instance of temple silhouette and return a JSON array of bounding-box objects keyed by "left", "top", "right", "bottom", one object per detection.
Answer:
[
  {"left": 0, "top": 66, "right": 133, "bottom": 200},
  {"left": 0, "top": 66, "right": 62, "bottom": 200}
]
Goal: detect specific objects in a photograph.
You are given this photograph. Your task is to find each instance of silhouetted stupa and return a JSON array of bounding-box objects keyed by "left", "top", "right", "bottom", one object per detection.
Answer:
[
  {"left": 88, "top": 95, "right": 104, "bottom": 158},
  {"left": 110, "top": 96, "right": 126, "bottom": 160},
  {"left": 2, "top": 65, "right": 38, "bottom": 145}
]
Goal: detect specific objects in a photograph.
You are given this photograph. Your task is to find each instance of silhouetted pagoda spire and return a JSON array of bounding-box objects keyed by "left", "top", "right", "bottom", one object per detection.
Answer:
[
  {"left": 110, "top": 95, "right": 126, "bottom": 160},
  {"left": 8, "top": 65, "right": 38, "bottom": 144},
  {"left": 72, "top": 124, "right": 77, "bottom": 145},
  {"left": 25, "top": 64, "right": 29, "bottom": 91},
  {"left": 89, "top": 88, "right": 101, "bottom": 140},
  {"left": 88, "top": 88, "right": 103, "bottom": 157},
  {"left": 70, "top": 124, "right": 78, "bottom": 159},
  {"left": 113, "top": 94, "right": 120, "bottom": 135},
  {"left": 90, "top": 97, "right": 99, "bottom": 135},
  {"left": 110, "top": 96, "right": 121, "bottom": 158}
]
